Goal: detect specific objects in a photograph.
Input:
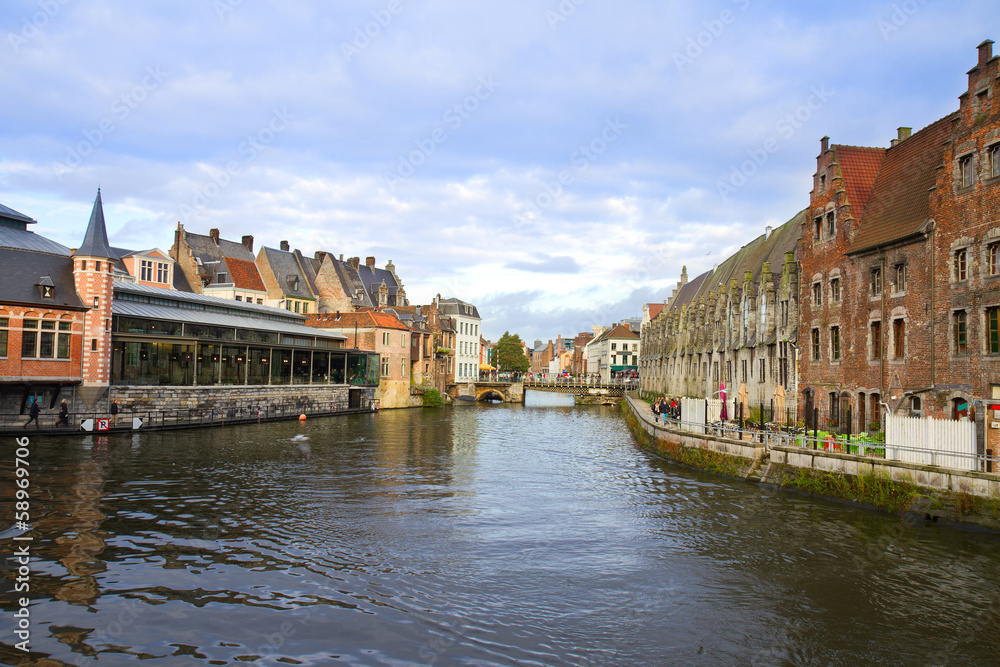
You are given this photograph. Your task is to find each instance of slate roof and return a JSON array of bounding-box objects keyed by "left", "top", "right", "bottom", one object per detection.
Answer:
[
  {"left": 75, "top": 190, "right": 117, "bottom": 259},
  {"left": 0, "top": 203, "right": 35, "bottom": 225},
  {"left": 832, "top": 145, "right": 885, "bottom": 224},
  {"left": 220, "top": 257, "right": 266, "bottom": 291},
  {"left": 438, "top": 297, "right": 481, "bottom": 319},
  {"left": 357, "top": 263, "right": 407, "bottom": 306},
  {"left": 0, "top": 248, "right": 85, "bottom": 309},
  {"left": 0, "top": 225, "right": 72, "bottom": 255},
  {"left": 329, "top": 259, "right": 375, "bottom": 308},
  {"left": 260, "top": 246, "right": 316, "bottom": 300},
  {"left": 183, "top": 229, "right": 255, "bottom": 267},
  {"left": 848, "top": 114, "right": 955, "bottom": 255}
]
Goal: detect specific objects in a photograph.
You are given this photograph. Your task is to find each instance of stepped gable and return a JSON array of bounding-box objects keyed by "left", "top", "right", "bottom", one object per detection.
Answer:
[
  {"left": 832, "top": 144, "right": 885, "bottom": 224},
  {"left": 848, "top": 114, "right": 956, "bottom": 255}
]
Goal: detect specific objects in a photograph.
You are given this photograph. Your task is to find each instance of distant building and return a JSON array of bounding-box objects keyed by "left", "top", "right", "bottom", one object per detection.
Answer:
[{"left": 437, "top": 296, "right": 481, "bottom": 383}]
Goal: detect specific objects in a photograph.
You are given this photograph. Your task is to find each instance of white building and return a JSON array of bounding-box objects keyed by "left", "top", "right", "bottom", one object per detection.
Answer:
[
  {"left": 587, "top": 323, "right": 640, "bottom": 382},
  {"left": 438, "top": 297, "right": 482, "bottom": 383}
]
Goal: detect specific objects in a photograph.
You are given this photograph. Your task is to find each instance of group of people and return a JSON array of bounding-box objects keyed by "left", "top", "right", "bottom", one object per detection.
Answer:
[
  {"left": 650, "top": 396, "right": 679, "bottom": 424},
  {"left": 22, "top": 398, "right": 120, "bottom": 429}
]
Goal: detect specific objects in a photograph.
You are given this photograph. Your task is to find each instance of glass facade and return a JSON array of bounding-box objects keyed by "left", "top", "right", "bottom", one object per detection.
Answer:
[{"left": 111, "top": 315, "right": 377, "bottom": 387}]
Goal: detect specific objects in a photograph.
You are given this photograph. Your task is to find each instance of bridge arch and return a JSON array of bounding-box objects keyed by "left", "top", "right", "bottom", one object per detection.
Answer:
[{"left": 476, "top": 389, "right": 506, "bottom": 403}]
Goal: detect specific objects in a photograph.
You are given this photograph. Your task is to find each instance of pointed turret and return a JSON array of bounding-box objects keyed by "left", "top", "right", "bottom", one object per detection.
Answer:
[{"left": 76, "top": 189, "right": 118, "bottom": 261}]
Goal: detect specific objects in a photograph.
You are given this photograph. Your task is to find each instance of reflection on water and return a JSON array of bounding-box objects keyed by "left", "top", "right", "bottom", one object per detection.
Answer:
[{"left": 2, "top": 402, "right": 1000, "bottom": 665}]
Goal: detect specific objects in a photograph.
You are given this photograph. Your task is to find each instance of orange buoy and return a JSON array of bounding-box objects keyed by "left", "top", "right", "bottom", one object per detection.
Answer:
[{"left": 299, "top": 414, "right": 307, "bottom": 421}]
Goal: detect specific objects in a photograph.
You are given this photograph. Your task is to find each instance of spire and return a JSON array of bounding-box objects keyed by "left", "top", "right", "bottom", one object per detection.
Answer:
[{"left": 76, "top": 188, "right": 117, "bottom": 259}]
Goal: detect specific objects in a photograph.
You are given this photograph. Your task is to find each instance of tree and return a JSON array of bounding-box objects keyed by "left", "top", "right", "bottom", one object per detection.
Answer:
[{"left": 495, "top": 331, "right": 530, "bottom": 373}]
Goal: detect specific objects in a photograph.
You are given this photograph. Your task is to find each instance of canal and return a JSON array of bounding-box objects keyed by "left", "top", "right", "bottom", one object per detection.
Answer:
[{"left": 3, "top": 391, "right": 1000, "bottom": 665}]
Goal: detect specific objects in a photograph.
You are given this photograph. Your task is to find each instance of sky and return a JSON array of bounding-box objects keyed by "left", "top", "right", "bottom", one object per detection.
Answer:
[{"left": 1, "top": 1, "right": 997, "bottom": 344}]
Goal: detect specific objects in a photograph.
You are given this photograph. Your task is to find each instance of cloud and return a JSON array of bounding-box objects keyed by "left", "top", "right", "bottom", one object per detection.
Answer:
[{"left": 504, "top": 254, "right": 581, "bottom": 274}]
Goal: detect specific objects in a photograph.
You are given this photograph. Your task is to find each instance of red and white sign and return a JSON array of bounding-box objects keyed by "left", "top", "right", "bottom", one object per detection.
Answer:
[{"left": 96, "top": 418, "right": 110, "bottom": 432}]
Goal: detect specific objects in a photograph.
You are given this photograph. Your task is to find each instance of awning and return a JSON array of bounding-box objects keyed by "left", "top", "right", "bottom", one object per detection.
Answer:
[
  {"left": 479, "top": 363, "right": 495, "bottom": 370},
  {"left": 610, "top": 365, "right": 637, "bottom": 372}
]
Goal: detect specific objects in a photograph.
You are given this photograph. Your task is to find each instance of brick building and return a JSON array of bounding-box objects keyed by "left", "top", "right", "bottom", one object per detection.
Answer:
[{"left": 798, "top": 40, "right": 1000, "bottom": 427}]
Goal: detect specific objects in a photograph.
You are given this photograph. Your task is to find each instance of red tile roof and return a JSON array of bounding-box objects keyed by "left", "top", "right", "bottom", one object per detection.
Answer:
[
  {"left": 307, "top": 310, "right": 409, "bottom": 331},
  {"left": 848, "top": 114, "right": 955, "bottom": 255},
  {"left": 646, "top": 303, "right": 664, "bottom": 319},
  {"left": 225, "top": 257, "right": 266, "bottom": 291},
  {"left": 833, "top": 144, "right": 885, "bottom": 224}
]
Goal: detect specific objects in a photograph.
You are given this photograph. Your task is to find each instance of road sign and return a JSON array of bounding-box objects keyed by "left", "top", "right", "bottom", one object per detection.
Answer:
[
  {"left": 96, "top": 418, "right": 110, "bottom": 432},
  {"left": 132, "top": 417, "right": 144, "bottom": 430},
  {"left": 80, "top": 418, "right": 93, "bottom": 432}
]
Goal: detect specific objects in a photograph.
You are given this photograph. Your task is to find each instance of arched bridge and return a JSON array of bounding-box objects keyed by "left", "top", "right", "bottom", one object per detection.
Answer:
[{"left": 448, "top": 380, "right": 635, "bottom": 403}]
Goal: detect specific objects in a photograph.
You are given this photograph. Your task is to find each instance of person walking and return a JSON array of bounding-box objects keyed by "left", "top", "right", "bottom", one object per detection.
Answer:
[
  {"left": 651, "top": 398, "right": 660, "bottom": 423},
  {"left": 24, "top": 398, "right": 40, "bottom": 428},
  {"left": 57, "top": 400, "right": 70, "bottom": 427},
  {"left": 110, "top": 399, "right": 120, "bottom": 426}
]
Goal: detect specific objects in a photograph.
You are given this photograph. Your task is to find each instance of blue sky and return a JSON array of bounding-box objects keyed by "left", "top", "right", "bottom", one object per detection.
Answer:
[{"left": 1, "top": 1, "right": 996, "bottom": 343}]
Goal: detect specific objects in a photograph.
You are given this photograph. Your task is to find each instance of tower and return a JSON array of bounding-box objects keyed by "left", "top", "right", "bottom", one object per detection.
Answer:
[{"left": 73, "top": 190, "right": 117, "bottom": 391}]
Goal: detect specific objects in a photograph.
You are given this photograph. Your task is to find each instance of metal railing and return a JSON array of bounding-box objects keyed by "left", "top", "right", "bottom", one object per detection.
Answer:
[
  {"left": 0, "top": 399, "right": 375, "bottom": 435},
  {"left": 639, "top": 401, "right": 1000, "bottom": 474}
]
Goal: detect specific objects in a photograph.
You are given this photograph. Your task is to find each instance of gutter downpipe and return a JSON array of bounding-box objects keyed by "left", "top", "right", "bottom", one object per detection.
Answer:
[
  {"left": 880, "top": 251, "right": 887, "bottom": 424},
  {"left": 929, "top": 223, "right": 936, "bottom": 395}
]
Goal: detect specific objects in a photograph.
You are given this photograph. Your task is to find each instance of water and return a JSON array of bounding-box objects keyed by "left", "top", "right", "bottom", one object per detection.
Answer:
[{"left": 3, "top": 390, "right": 1000, "bottom": 665}]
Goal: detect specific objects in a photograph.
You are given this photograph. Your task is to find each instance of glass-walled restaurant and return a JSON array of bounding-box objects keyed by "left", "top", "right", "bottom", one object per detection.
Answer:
[{"left": 110, "top": 315, "right": 380, "bottom": 387}]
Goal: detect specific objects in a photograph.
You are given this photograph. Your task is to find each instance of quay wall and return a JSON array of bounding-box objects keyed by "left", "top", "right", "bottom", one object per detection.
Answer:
[{"left": 622, "top": 395, "right": 1000, "bottom": 531}]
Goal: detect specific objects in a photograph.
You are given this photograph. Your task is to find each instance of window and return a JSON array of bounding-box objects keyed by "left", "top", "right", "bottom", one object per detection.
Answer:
[
  {"left": 812, "top": 282, "right": 822, "bottom": 307},
  {"left": 57, "top": 321, "right": 71, "bottom": 358},
  {"left": 302, "top": 303, "right": 309, "bottom": 314},
  {"left": 235, "top": 296, "right": 242, "bottom": 301},
  {"left": 813, "top": 216, "right": 822, "bottom": 241},
  {"left": 991, "top": 143, "right": 1000, "bottom": 179},
  {"left": 910, "top": 396, "right": 922, "bottom": 415},
  {"left": 80, "top": 260, "right": 87, "bottom": 271},
  {"left": 91, "top": 338, "right": 97, "bottom": 351},
  {"left": 831, "top": 326, "right": 841, "bottom": 360},
  {"left": 781, "top": 300, "right": 789, "bottom": 327},
  {"left": 894, "top": 263, "right": 906, "bottom": 291},
  {"left": 990, "top": 307, "right": 1000, "bottom": 354},
  {"left": 382, "top": 332, "right": 390, "bottom": 346},
  {"left": 812, "top": 328, "right": 821, "bottom": 361},
  {"left": 141, "top": 259, "right": 153, "bottom": 281},
  {"left": 216, "top": 273, "right": 227, "bottom": 284},
  {"left": 871, "top": 321, "right": 882, "bottom": 360},
  {"left": 611, "top": 343, "right": 617, "bottom": 350},
  {"left": 759, "top": 357, "right": 766, "bottom": 381},
  {"left": 157, "top": 262, "right": 169, "bottom": 283},
  {"left": 960, "top": 154, "right": 974, "bottom": 187},
  {"left": 956, "top": 249, "right": 968, "bottom": 281},
  {"left": 294, "top": 301, "right": 300, "bottom": 313},
  {"left": 870, "top": 268, "right": 882, "bottom": 296},
  {"left": 893, "top": 318, "right": 905, "bottom": 359},
  {"left": 831, "top": 278, "right": 841, "bottom": 303},
  {"left": 741, "top": 360, "right": 747, "bottom": 383},
  {"left": 95, "top": 261, "right": 101, "bottom": 272},
  {"left": 21, "top": 319, "right": 66, "bottom": 359},
  {"left": 826, "top": 211, "right": 835, "bottom": 237},
  {"left": 954, "top": 310, "right": 967, "bottom": 354},
  {"left": 21, "top": 319, "right": 37, "bottom": 357},
  {"left": 0, "top": 317, "right": 7, "bottom": 356},
  {"left": 381, "top": 355, "right": 390, "bottom": 377},
  {"left": 256, "top": 299, "right": 263, "bottom": 305},
  {"left": 819, "top": 173, "right": 826, "bottom": 192},
  {"left": 990, "top": 243, "right": 1000, "bottom": 276}
]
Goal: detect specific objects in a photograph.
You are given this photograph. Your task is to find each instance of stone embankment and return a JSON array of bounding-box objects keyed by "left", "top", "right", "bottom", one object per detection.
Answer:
[{"left": 623, "top": 395, "right": 1000, "bottom": 532}]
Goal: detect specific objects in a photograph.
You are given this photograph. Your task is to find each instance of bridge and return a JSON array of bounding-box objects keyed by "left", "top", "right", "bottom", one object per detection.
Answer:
[{"left": 448, "top": 380, "right": 637, "bottom": 404}]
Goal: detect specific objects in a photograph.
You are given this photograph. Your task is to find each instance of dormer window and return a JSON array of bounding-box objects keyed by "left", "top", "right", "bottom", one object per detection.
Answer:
[
  {"left": 36, "top": 276, "right": 55, "bottom": 299},
  {"left": 216, "top": 273, "right": 228, "bottom": 284},
  {"left": 289, "top": 276, "right": 299, "bottom": 291}
]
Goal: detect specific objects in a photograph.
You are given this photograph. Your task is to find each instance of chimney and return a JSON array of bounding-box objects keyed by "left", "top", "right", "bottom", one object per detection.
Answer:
[
  {"left": 315, "top": 251, "right": 327, "bottom": 262},
  {"left": 366, "top": 256, "right": 376, "bottom": 268},
  {"left": 280, "top": 240, "right": 289, "bottom": 252},
  {"left": 979, "top": 39, "right": 994, "bottom": 66},
  {"left": 209, "top": 228, "right": 220, "bottom": 245},
  {"left": 348, "top": 257, "right": 360, "bottom": 270},
  {"left": 339, "top": 254, "right": 344, "bottom": 261},
  {"left": 765, "top": 225, "right": 773, "bottom": 239},
  {"left": 241, "top": 235, "right": 254, "bottom": 252},
  {"left": 820, "top": 136, "right": 829, "bottom": 153},
  {"left": 892, "top": 127, "right": 912, "bottom": 146}
]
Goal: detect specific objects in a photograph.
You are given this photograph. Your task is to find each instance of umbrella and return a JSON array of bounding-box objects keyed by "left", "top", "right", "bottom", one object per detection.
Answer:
[
  {"left": 773, "top": 385, "right": 786, "bottom": 425},
  {"left": 738, "top": 383, "right": 749, "bottom": 423},
  {"left": 719, "top": 382, "right": 727, "bottom": 420}
]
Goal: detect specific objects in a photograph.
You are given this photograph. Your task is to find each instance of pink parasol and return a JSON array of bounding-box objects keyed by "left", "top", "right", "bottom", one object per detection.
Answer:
[{"left": 719, "top": 382, "right": 727, "bottom": 420}]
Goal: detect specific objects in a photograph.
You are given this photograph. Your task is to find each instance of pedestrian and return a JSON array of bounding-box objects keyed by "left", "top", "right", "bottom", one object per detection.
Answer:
[
  {"left": 24, "top": 398, "right": 41, "bottom": 428},
  {"left": 110, "top": 399, "right": 120, "bottom": 426},
  {"left": 57, "top": 400, "right": 70, "bottom": 427},
  {"left": 651, "top": 398, "right": 660, "bottom": 423}
]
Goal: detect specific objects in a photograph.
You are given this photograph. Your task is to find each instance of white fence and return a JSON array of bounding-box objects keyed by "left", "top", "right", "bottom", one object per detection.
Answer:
[
  {"left": 885, "top": 414, "right": 977, "bottom": 471},
  {"left": 679, "top": 397, "right": 723, "bottom": 434}
]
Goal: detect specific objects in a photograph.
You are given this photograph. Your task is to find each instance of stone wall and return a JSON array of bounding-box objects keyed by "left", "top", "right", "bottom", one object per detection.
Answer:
[{"left": 110, "top": 384, "right": 369, "bottom": 413}]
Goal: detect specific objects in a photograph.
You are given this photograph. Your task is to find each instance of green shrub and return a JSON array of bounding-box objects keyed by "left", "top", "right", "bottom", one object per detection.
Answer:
[{"left": 422, "top": 388, "right": 446, "bottom": 407}]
